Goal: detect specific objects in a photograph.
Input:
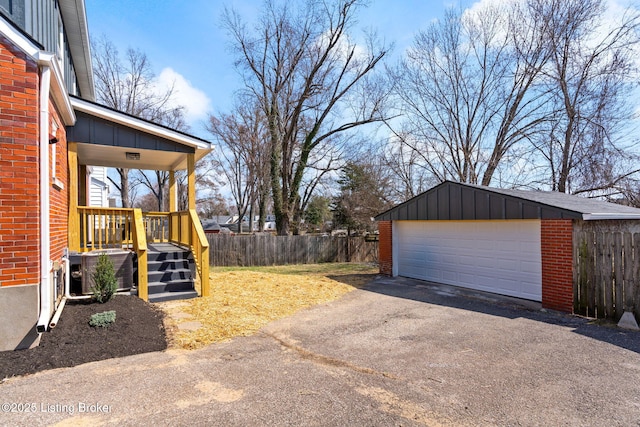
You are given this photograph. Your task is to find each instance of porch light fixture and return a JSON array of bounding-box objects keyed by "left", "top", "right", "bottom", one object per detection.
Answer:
[{"left": 126, "top": 152, "right": 140, "bottom": 160}]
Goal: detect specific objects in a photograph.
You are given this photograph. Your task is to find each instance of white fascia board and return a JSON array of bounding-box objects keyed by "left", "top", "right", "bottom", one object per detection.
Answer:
[
  {"left": 0, "top": 14, "right": 40, "bottom": 57},
  {"left": 583, "top": 213, "right": 640, "bottom": 220},
  {"left": 0, "top": 16, "right": 75, "bottom": 125},
  {"left": 58, "top": 0, "right": 95, "bottom": 100},
  {"left": 36, "top": 53, "right": 75, "bottom": 125},
  {"left": 70, "top": 97, "right": 212, "bottom": 151}
]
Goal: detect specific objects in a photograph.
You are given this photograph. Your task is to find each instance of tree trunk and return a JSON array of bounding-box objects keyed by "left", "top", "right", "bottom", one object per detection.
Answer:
[
  {"left": 276, "top": 213, "right": 290, "bottom": 236},
  {"left": 558, "top": 115, "right": 575, "bottom": 193},
  {"left": 119, "top": 168, "right": 130, "bottom": 208},
  {"left": 257, "top": 188, "right": 267, "bottom": 232}
]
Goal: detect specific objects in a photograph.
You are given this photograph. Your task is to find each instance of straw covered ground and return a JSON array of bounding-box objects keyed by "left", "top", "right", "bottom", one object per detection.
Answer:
[
  {"left": 159, "top": 263, "right": 378, "bottom": 350},
  {"left": 0, "top": 263, "right": 377, "bottom": 380}
]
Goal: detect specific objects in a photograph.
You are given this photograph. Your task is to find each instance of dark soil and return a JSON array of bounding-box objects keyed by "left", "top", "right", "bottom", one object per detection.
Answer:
[{"left": 0, "top": 295, "right": 167, "bottom": 381}]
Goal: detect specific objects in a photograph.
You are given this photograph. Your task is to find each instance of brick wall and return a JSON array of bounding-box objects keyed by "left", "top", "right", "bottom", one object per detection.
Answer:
[
  {"left": 49, "top": 103, "right": 68, "bottom": 261},
  {"left": 0, "top": 34, "right": 40, "bottom": 287},
  {"left": 378, "top": 221, "right": 392, "bottom": 275},
  {"left": 541, "top": 219, "right": 574, "bottom": 313}
]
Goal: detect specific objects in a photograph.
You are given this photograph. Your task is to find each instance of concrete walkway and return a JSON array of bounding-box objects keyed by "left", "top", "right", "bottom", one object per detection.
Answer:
[{"left": 1, "top": 277, "right": 639, "bottom": 426}]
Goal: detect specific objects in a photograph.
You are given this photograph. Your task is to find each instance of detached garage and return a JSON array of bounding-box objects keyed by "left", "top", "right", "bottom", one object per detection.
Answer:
[{"left": 375, "top": 181, "right": 640, "bottom": 313}]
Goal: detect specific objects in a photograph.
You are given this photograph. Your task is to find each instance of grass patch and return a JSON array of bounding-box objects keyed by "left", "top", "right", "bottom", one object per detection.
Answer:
[
  {"left": 159, "top": 263, "right": 378, "bottom": 350},
  {"left": 212, "top": 262, "right": 378, "bottom": 276}
]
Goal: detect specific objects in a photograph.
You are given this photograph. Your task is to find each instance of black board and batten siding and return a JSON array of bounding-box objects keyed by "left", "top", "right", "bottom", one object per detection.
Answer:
[
  {"left": 574, "top": 220, "right": 640, "bottom": 322},
  {"left": 1, "top": 0, "right": 78, "bottom": 95},
  {"left": 376, "top": 181, "right": 582, "bottom": 222},
  {"left": 207, "top": 234, "right": 378, "bottom": 267}
]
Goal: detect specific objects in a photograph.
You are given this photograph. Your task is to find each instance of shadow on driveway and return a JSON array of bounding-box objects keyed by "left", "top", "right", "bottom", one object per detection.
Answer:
[{"left": 355, "top": 275, "right": 640, "bottom": 355}]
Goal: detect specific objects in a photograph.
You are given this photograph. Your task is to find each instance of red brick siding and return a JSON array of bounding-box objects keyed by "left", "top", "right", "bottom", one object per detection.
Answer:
[
  {"left": 378, "top": 221, "right": 392, "bottom": 275},
  {"left": 0, "top": 35, "right": 40, "bottom": 287},
  {"left": 541, "top": 219, "right": 574, "bottom": 313},
  {"left": 49, "top": 103, "right": 68, "bottom": 261}
]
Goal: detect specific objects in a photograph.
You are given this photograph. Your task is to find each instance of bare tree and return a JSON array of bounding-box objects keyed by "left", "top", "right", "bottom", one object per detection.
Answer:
[
  {"left": 174, "top": 154, "right": 220, "bottom": 212},
  {"left": 207, "top": 101, "right": 269, "bottom": 233},
  {"left": 380, "top": 133, "right": 433, "bottom": 202},
  {"left": 131, "top": 171, "right": 169, "bottom": 211},
  {"left": 390, "top": 4, "right": 550, "bottom": 188},
  {"left": 529, "top": 0, "right": 640, "bottom": 194},
  {"left": 224, "top": 0, "right": 391, "bottom": 234},
  {"left": 91, "top": 36, "right": 187, "bottom": 208}
]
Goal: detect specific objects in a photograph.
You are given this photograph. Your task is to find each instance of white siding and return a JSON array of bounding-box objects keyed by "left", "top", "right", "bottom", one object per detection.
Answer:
[{"left": 87, "top": 167, "right": 108, "bottom": 207}]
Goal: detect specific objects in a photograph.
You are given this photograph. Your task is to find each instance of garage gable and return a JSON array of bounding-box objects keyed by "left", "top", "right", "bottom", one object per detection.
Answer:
[{"left": 375, "top": 181, "right": 640, "bottom": 221}]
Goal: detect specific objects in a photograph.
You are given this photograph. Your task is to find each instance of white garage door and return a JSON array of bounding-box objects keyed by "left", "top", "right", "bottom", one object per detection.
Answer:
[{"left": 395, "top": 220, "right": 542, "bottom": 301}]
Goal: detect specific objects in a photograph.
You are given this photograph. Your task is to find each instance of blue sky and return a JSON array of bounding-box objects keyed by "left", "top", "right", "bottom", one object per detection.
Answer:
[{"left": 85, "top": 0, "right": 458, "bottom": 139}]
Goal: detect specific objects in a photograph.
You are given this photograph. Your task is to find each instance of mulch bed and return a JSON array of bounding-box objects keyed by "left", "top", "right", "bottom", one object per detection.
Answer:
[{"left": 0, "top": 295, "right": 167, "bottom": 381}]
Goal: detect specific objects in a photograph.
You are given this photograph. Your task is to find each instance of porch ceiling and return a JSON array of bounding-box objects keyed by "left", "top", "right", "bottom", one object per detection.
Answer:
[
  {"left": 75, "top": 144, "right": 190, "bottom": 171},
  {"left": 67, "top": 96, "right": 213, "bottom": 171}
]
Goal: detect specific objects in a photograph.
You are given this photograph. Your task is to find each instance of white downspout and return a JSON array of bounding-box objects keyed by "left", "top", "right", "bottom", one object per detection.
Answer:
[{"left": 36, "top": 65, "right": 52, "bottom": 333}]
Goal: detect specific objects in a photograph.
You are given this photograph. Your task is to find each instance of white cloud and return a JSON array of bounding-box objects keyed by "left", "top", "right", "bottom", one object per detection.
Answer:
[{"left": 154, "top": 67, "right": 211, "bottom": 125}]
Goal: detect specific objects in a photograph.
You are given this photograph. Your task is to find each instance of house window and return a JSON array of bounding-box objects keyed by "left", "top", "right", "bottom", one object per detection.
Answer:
[
  {"left": 50, "top": 119, "right": 64, "bottom": 190},
  {"left": 0, "top": 0, "right": 12, "bottom": 14}
]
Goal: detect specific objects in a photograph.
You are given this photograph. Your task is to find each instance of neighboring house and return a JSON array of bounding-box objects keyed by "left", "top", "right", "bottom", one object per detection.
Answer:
[
  {"left": 0, "top": 0, "right": 211, "bottom": 351},
  {"left": 261, "top": 215, "right": 277, "bottom": 232},
  {"left": 376, "top": 181, "right": 640, "bottom": 314},
  {"left": 214, "top": 215, "right": 235, "bottom": 225},
  {"left": 201, "top": 219, "right": 222, "bottom": 234},
  {"left": 203, "top": 215, "right": 277, "bottom": 234},
  {"left": 87, "top": 166, "right": 109, "bottom": 207}
]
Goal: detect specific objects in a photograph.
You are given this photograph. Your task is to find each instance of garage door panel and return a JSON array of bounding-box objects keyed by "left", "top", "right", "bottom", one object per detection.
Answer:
[
  {"left": 520, "top": 260, "right": 540, "bottom": 273},
  {"left": 396, "top": 220, "right": 542, "bottom": 301}
]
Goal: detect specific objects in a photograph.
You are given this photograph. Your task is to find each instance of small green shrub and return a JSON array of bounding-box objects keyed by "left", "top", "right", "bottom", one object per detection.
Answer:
[
  {"left": 91, "top": 253, "right": 118, "bottom": 303},
  {"left": 89, "top": 310, "right": 116, "bottom": 328}
]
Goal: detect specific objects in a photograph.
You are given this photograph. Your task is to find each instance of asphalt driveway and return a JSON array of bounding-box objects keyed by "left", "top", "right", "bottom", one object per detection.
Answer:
[{"left": 1, "top": 276, "right": 639, "bottom": 426}]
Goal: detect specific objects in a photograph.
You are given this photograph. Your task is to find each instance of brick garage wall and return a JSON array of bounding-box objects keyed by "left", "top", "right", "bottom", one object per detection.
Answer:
[
  {"left": 0, "top": 34, "right": 40, "bottom": 287},
  {"left": 49, "top": 104, "right": 68, "bottom": 261},
  {"left": 378, "top": 220, "right": 392, "bottom": 275},
  {"left": 541, "top": 219, "right": 574, "bottom": 313}
]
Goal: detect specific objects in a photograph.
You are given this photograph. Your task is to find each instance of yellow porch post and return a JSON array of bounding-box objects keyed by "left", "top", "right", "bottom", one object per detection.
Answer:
[
  {"left": 132, "top": 209, "right": 148, "bottom": 301},
  {"left": 201, "top": 245, "right": 210, "bottom": 297},
  {"left": 169, "top": 170, "right": 176, "bottom": 212},
  {"left": 68, "top": 142, "right": 79, "bottom": 252},
  {"left": 187, "top": 153, "right": 195, "bottom": 210}
]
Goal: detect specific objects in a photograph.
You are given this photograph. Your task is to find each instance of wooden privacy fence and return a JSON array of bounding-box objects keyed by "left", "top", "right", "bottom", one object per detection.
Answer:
[
  {"left": 574, "top": 221, "right": 640, "bottom": 321},
  {"left": 207, "top": 234, "right": 378, "bottom": 267}
]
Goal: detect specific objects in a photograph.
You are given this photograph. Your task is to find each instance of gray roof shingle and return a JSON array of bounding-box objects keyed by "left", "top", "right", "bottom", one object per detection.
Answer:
[{"left": 461, "top": 183, "right": 640, "bottom": 218}]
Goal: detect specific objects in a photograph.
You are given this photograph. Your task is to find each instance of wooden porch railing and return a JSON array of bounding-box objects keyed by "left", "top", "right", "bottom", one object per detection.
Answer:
[
  {"left": 144, "top": 211, "right": 170, "bottom": 242},
  {"left": 75, "top": 207, "right": 148, "bottom": 300},
  {"left": 76, "top": 206, "right": 134, "bottom": 251},
  {"left": 167, "top": 209, "right": 210, "bottom": 297},
  {"left": 74, "top": 207, "right": 209, "bottom": 299}
]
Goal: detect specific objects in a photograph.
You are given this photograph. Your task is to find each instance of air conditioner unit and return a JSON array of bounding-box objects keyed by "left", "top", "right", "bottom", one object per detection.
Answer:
[{"left": 80, "top": 249, "right": 134, "bottom": 295}]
